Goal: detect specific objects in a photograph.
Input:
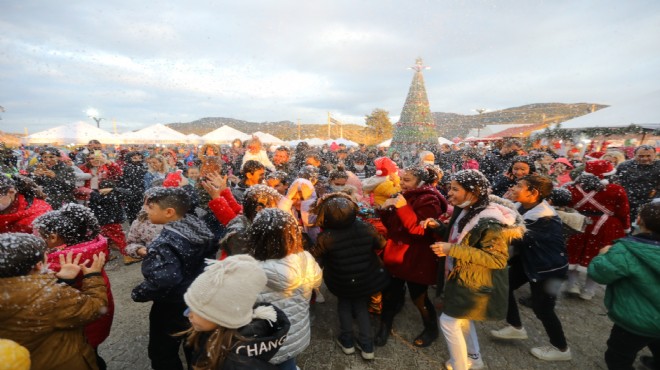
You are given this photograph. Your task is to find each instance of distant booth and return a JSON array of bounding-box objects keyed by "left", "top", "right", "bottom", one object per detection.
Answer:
[
  {"left": 202, "top": 126, "right": 251, "bottom": 144},
  {"left": 23, "top": 121, "right": 122, "bottom": 145},
  {"left": 531, "top": 91, "right": 660, "bottom": 156}
]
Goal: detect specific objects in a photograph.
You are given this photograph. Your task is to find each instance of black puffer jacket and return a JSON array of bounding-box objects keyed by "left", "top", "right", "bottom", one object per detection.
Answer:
[
  {"left": 88, "top": 188, "right": 128, "bottom": 225},
  {"left": 312, "top": 195, "right": 390, "bottom": 298},
  {"left": 192, "top": 303, "right": 291, "bottom": 370},
  {"left": 132, "top": 214, "right": 216, "bottom": 302},
  {"left": 119, "top": 154, "right": 147, "bottom": 195},
  {"left": 511, "top": 200, "right": 568, "bottom": 282},
  {"left": 30, "top": 161, "right": 76, "bottom": 209}
]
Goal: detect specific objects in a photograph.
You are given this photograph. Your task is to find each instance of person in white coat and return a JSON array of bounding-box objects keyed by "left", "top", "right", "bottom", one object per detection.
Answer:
[{"left": 247, "top": 208, "right": 323, "bottom": 370}]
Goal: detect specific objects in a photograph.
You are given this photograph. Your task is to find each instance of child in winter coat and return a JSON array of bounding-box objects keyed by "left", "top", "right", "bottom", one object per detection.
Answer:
[
  {"left": 0, "top": 233, "right": 107, "bottom": 370},
  {"left": 248, "top": 208, "right": 323, "bottom": 370},
  {"left": 33, "top": 203, "right": 114, "bottom": 368},
  {"left": 424, "top": 170, "right": 525, "bottom": 370},
  {"left": 588, "top": 200, "right": 660, "bottom": 370},
  {"left": 311, "top": 193, "right": 390, "bottom": 360},
  {"left": 124, "top": 207, "right": 164, "bottom": 261},
  {"left": 490, "top": 174, "right": 572, "bottom": 362},
  {"left": 182, "top": 255, "right": 291, "bottom": 370},
  {"left": 131, "top": 187, "right": 216, "bottom": 370},
  {"left": 88, "top": 179, "right": 133, "bottom": 264}
]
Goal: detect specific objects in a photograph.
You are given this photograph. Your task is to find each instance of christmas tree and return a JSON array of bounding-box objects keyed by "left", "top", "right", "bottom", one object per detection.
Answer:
[{"left": 390, "top": 57, "right": 438, "bottom": 155}]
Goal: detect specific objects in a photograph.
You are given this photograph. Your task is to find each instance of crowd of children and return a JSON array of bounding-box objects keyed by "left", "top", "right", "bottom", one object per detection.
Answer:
[{"left": 0, "top": 138, "right": 658, "bottom": 370}]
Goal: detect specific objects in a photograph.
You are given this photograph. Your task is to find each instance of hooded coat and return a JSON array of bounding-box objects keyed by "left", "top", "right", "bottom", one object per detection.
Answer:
[
  {"left": 47, "top": 234, "right": 114, "bottom": 348},
  {"left": 379, "top": 185, "right": 448, "bottom": 285},
  {"left": 312, "top": 196, "right": 390, "bottom": 298},
  {"left": 511, "top": 200, "right": 569, "bottom": 282},
  {"left": 442, "top": 198, "right": 525, "bottom": 321},
  {"left": 30, "top": 161, "right": 76, "bottom": 209},
  {"left": 0, "top": 194, "right": 52, "bottom": 234},
  {"left": 132, "top": 214, "right": 216, "bottom": 303},
  {"left": 256, "top": 251, "right": 322, "bottom": 365},
  {"left": 588, "top": 234, "right": 660, "bottom": 338},
  {"left": 0, "top": 274, "right": 107, "bottom": 370}
]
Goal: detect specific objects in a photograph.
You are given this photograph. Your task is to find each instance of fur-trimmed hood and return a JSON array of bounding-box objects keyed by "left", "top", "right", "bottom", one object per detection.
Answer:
[{"left": 456, "top": 195, "right": 525, "bottom": 244}]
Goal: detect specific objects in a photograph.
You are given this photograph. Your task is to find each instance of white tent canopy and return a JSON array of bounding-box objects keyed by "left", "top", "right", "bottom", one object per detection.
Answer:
[
  {"left": 377, "top": 138, "right": 392, "bottom": 147},
  {"left": 554, "top": 91, "right": 660, "bottom": 130},
  {"left": 24, "top": 121, "right": 122, "bottom": 145},
  {"left": 466, "top": 124, "right": 534, "bottom": 138},
  {"left": 252, "top": 131, "right": 284, "bottom": 144},
  {"left": 121, "top": 124, "right": 189, "bottom": 144},
  {"left": 437, "top": 137, "right": 453, "bottom": 145},
  {"left": 202, "top": 125, "right": 251, "bottom": 143},
  {"left": 377, "top": 137, "right": 452, "bottom": 147},
  {"left": 186, "top": 134, "right": 205, "bottom": 145},
  {"left": 288, "top": 138, "right": 325, "bottom": 147},
  {"left": 325, "top": 138, "right": 358, "bottom": 147}
]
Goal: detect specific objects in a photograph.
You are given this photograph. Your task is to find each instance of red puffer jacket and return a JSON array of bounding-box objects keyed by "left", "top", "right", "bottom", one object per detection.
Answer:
[
  {"left": 0, "top": 194, "right": 52, "bottom": 234},
  {"left": 47, "top": 234, "right": 114, "bottom": 348},
  {"left": 379, "top": 185, "right": 448, "bottom": 285}
]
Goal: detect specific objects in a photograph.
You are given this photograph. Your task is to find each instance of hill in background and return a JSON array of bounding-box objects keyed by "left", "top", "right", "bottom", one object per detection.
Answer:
[{"left": 166, "top": 102, "right": 606, "bottom": 145}]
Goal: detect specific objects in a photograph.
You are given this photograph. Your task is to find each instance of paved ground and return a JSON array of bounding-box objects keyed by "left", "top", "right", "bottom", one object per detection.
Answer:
[{"left": 99, "top": 253, "right": 651, "bottom": 370}]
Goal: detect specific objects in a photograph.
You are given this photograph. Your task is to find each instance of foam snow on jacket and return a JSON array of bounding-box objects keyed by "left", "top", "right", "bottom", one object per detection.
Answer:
[
  {"left": 256, "top": 251, "right": 322, "bottom": 365},
  {"left": 47, "top": 234, "right": 113, "bottom": 348}
]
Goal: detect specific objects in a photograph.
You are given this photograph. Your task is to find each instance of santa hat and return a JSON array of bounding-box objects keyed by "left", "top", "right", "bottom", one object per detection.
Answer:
[
  {"left": 584, "top": 160, "right": 616, "bottom": 180},
  {"left": 585, "top": 151, "right": 605, "bottom": 160},
  {"left": 373, "top": 156, "right": 398, "bottom": 177},
  {"left": 163, "top": 170, "right": 183, "bottom": 187}
]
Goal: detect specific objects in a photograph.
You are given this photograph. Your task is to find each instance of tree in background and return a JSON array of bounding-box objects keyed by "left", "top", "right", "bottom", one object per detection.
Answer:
[
  {"left": 390, "top": 58, "right": 438, "bottom": 154},
  {"left": 364, "top": 108, "right": 393, "bottom": 144}
]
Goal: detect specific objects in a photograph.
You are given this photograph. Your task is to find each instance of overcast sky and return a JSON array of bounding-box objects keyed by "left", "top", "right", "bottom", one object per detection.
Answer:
[{"left": 2, "top": 0, "right": 659, "bottom": 133}]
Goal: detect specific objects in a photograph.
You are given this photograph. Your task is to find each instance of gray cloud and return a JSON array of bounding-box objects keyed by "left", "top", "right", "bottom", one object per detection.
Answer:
[{"left": 1, "top": 0, "right": 659, "bottom": 133}]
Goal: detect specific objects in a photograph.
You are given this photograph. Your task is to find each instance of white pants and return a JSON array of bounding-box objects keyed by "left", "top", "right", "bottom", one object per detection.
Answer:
[{"left": 439, "top": 313, "right": 481, "bottom": 370}]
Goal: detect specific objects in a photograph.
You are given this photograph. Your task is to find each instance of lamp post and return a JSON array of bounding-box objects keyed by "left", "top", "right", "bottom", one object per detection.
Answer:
[
  {"left": 474, "top": 108, "right": 488, "bottom": 138},
  {"left": 85, "top": 108, "right": 104, "bottom": 128}
]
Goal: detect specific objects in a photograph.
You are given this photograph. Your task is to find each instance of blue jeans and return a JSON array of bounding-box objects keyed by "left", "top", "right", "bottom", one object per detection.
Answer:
[
  {"left": 276, "top": 357, "right": 297, "bottom": 370},
  {"left": 338, "top": 296, "right": 373, "bottom": 352}
]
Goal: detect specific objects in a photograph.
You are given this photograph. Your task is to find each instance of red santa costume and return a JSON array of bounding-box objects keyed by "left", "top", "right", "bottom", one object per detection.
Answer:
[{"left": 565, "top": 160, "right": 630, "bottom": 299}]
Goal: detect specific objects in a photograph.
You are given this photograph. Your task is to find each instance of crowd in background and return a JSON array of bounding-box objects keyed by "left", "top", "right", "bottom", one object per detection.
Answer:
[{"left": 0, "top": 136, "right": 658, "bottom": 370}]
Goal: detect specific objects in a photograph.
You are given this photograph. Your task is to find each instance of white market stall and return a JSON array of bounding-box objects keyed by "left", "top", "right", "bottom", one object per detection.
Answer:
[
  {"left": 23, "top": 121, "right": 122, "bottom": 145},
  {"left": 186, "top": 134, "right": 205, "bottom": 145},
  {"left": 325, "top": 138, "right": 358, "bottom": 147},
  {"left": 556, "top": 91, "right": 660, "bottom": 131},
  {"left": 202, "top": 126, "right": 251, "bottom": 144},
  {"left": 121, "top": 124, "right": 189, "bottom": 144},
  {"left": 377, "top": 137, "right": 452, "bottom": 147},
  {"left": 252, "top": 131, "right": 284, "bottom": 144}
]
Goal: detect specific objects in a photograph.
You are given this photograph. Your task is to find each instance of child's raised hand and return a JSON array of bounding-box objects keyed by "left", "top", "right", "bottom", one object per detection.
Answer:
[
  {"left": 201, "top": 180, "right": 221, "bottom": 199},
  {"left": 420, "top": 218, "right": 440, "bottom": 229},
  {"left": 80, "top": 252, "right": 106, "bottom": 275},
  {"left": 206, "top": 172, "right": 228, "bottom": 192},
  {"left": 55, "top": 252, "right": 83, "bottom": 280},
  {"left": 137, "top": 247, "right": 148, "bottom": 257}
]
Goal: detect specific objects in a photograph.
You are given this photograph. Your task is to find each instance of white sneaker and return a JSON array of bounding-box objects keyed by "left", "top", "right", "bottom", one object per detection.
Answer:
[
  {"left": 530, "top": 345, "right": 572, "bottom": 361},
  {"left": 566, "top": 282, "right": 581, "bottom": 295},
  {"left": 444, "top": 357, "right": 485, "bottom": 370},
  {"left": 335, "top": 339, "right": 355, "bottom": 355},
  {"left": 579, "top": 289, "right": 595, "bottom": 300},
  {"left": 490, "top": 325, "right": 528, "bottom": 340}
]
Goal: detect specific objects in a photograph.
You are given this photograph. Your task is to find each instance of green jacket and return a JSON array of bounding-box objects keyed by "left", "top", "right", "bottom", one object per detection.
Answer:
[
  {"left": 588, "top": 234, "right": 660, "bottom": 338},
  {"left": 443, "top": 201, "right": 525, "bottom": 321}
]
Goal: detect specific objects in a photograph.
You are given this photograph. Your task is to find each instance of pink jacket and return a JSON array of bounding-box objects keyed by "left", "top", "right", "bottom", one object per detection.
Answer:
[{"left": 47, "top": 234, "right": 114, "bottom": 348}]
